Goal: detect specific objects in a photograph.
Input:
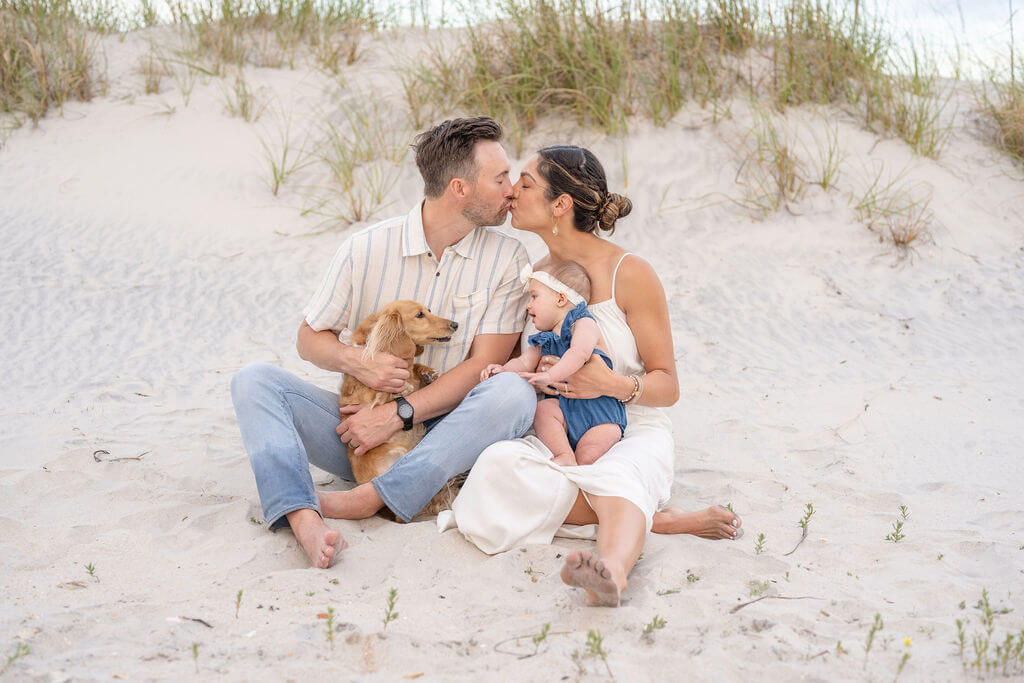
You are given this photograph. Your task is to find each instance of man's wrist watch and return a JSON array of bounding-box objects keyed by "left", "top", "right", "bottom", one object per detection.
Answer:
[{"left": 394, "top": 397, "right": 414, "bottom": 431}]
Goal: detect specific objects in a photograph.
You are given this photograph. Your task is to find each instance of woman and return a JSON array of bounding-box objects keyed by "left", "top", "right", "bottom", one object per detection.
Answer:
[{"left": 438, "top": 145, "right": 742, "bottom": 607}]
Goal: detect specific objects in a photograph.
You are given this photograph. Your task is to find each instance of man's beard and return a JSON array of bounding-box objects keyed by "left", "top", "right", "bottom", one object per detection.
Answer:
[{"left": 462, "top": 196, "right": 508, "bottom": 227}]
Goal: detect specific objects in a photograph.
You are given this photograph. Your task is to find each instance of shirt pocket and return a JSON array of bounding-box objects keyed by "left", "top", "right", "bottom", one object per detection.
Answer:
[{"left": 446, "top": 288, "right": 489, "bottom": 359}]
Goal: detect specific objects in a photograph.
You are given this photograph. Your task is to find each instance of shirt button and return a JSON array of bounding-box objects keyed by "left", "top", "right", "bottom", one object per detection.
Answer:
[
  {"left": 427, "top": 252, "right": 432, "bottom": 257},
  {"left": 435, "top": 272, "right": 441, "bottom": 276}
]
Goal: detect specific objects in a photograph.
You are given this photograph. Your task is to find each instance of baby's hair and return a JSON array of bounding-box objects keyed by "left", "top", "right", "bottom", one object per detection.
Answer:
[{"left": 536, "top": 260, "right": 591, "bottom": 302}]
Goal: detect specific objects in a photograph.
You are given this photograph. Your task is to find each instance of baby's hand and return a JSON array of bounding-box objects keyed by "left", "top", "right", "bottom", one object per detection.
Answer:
[{"left": 480, "top": 364, "right": 504, "bottom": 382}]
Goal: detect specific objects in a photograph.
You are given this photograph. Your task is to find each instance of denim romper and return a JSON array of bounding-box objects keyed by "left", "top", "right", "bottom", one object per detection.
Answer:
[{"left": 528, "top": 302, "right": 628, "bottom": 450}]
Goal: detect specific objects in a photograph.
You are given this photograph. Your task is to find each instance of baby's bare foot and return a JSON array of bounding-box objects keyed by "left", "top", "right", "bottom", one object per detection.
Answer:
[{"left": 560, "top": 550, "right": 621, "bottom": 607}]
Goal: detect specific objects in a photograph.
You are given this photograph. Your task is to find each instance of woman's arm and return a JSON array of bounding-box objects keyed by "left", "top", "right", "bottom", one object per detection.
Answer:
[{"left": 615, "top": 256, "right": 679, "bottom": 406}]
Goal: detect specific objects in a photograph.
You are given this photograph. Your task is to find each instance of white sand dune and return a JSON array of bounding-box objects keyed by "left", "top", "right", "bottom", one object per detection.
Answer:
[{"left": 1, "top": 26, "right": 1023, "bottom": 681}]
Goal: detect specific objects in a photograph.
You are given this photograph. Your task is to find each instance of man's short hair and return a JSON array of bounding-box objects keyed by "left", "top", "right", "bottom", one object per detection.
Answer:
[{"left": 413, "top": 117, "right": 504, "bottom": 199}]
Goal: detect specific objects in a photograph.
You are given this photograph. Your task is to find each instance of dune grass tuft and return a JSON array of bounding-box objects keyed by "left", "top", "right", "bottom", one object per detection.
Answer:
[{"left": 0, "top": 0, "right": 101, "bottom": 123}]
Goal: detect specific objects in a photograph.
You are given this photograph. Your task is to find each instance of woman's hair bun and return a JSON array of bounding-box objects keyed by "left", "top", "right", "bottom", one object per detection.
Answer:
[{"left": 597, "top": 192, "right": 632, "bottom": 234}]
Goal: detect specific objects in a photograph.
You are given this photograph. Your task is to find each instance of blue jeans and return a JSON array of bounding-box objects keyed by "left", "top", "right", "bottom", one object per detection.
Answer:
[{"left": 230, "top": 363, "right": 537, "bottom": 526}]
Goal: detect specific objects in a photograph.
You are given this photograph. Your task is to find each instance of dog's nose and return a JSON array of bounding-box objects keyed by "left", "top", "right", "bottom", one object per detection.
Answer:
[{"left": 449, "top": 321, "right": 458, "bottom": 331}]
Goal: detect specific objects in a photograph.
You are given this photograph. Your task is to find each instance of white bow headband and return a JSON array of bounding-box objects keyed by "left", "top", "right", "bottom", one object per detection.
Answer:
[{"left": 519, "top": 264, "right": 586, "bottom": 305}]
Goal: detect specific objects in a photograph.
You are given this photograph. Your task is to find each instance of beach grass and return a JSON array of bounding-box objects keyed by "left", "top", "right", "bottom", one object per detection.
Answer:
[{"left": 0, "top": 0, "right": 102, "bottom": 122}]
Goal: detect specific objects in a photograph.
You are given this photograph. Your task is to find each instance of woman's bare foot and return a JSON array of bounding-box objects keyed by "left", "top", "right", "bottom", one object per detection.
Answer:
[
  {"left": 287, "top": 509, "right": 346, "bottom": 569},
  {"left": 318, "top": 483, "right": 385, "bottom": 520},
  {"left": 651, "top": 505, "right": 742, "bottom": 539},
  {"left": 560, "top": 550, "right": 624, "bottom": 607},
  {"left": 551, "top": 452, "right": 578, "bottom": 467}
]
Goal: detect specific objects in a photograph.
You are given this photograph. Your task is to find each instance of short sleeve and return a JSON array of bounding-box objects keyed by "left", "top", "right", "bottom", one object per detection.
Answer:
[
  {"left": 474, "top": 240, "right": 530, "bottom": 335},
  {"left": 303, "top": 239, "right": 354, "bottom": 332}
]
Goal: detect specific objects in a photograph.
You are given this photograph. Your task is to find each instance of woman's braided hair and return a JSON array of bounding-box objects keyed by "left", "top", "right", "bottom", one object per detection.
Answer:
[{"left": 536, "top": 145, "right": 632, "bottom": 235}]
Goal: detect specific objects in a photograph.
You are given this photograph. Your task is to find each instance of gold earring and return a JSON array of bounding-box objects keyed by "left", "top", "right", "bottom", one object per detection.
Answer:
[{"left": 552, "top": 223, "right": 558, "bottom": 236}]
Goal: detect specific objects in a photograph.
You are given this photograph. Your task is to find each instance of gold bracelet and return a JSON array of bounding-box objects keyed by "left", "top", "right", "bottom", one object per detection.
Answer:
[
  {"left": 620, "top": 374, "right": 641, "bottom": 404},
  {"left": 630, "top": 374, "right": 645, "bottom": 405}
]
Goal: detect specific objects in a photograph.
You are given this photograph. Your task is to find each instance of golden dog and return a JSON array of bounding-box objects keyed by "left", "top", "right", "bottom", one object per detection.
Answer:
[{"left": 340, "top": 300, "right": 462, "bottom": 519}]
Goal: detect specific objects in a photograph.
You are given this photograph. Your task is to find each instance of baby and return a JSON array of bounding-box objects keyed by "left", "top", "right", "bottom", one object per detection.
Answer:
[{"left": 480, "top": 261, "right": 626, "bottom": 466}]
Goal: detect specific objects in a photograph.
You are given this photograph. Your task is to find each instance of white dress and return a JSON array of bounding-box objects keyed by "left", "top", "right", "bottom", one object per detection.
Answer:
[{"left": 437, "top": 254, "right": 675, "bottom": 554}]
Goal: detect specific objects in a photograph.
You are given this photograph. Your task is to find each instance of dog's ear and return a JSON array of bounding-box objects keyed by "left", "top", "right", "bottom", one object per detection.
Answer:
[
  {"left": 353, "top": 313, "right": 380, "bottom": 346},
  {"left": 364, "top": 310, "right": 406, "bottom": 357}
]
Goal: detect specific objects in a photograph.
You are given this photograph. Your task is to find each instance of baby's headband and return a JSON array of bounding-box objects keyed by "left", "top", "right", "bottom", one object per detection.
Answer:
[{"left": 520, "top": 264, "right": 586, "bottom": 305}]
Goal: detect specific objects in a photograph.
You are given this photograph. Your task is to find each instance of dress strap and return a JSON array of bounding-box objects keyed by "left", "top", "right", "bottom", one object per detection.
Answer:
[{"left": 610, "top": 252, "right": 632, "bottom": 300}]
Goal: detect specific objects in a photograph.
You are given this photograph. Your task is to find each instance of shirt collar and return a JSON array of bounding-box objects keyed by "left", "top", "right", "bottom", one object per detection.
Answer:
[
  {"left": 402, "top": 202, "right": 430, "bottom": 257},
  {"left": 402, "top": 201, "right": 480, "bottom": 260}
]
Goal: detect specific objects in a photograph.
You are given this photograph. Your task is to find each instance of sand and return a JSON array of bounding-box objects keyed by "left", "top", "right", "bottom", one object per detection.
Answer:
[{"left": 1, "top": 25, "right": 1023, "bottom": 681}]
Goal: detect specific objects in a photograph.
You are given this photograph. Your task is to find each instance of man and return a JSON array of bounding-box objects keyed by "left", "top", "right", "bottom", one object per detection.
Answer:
[{"left": 231, "top": 117, "right": 538, "bottom": 568}]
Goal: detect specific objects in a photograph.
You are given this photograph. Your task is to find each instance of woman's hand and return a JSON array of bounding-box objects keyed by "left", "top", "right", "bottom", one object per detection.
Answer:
[{"left": 536, "top": 354, "right": 619, "bottom": 400}]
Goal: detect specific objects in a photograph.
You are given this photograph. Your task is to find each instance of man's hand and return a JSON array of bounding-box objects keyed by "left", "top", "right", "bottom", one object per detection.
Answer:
[
  {"left": 337, "top": 403, "right": 402, "bottom": 457},
  {"left": 479, "top": 363, "right": 504, "bottom": 382},
  {"left": 352, "top": 352, "right": 411, "bottom": 394}
]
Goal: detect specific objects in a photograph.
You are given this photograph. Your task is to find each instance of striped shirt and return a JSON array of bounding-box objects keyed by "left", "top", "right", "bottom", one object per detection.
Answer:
[{"left": 304, "top": 202, "right": 531, "bottom": 375}]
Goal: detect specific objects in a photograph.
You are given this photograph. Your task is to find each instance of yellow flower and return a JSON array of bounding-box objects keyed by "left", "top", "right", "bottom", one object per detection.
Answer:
[{"left": 903, "top": 637, "right": 912, "bottom": 646}]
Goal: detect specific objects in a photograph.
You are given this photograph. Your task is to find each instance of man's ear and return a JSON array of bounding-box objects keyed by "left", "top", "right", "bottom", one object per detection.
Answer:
[
  {"left": 353, "top": 313, "right": 380, "bottom": 345},
  {"left": 449, "top": 176, "right": 471, "bottom": 199}
]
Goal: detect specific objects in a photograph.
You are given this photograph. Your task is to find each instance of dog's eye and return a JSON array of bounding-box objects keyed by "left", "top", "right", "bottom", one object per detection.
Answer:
[{"left": 416, "top": 311, "right": 425, "bottom": 318}]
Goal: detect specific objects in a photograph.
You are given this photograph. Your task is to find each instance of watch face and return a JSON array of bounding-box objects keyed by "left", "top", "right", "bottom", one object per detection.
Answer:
[{"left": 397, "top": 401, "right": 414, "bottom": 419}]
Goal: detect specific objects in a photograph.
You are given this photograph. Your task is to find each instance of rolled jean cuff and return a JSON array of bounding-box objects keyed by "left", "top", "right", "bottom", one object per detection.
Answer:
[
  {"left": 266, "top": 502, "right": 322, "bottom": 531},
  {"left": 372, "top": 478, "right": 412, "bottom": 523}
]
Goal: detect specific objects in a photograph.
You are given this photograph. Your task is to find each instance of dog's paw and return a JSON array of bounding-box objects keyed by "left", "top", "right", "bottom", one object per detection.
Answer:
[{"left": 420, "top": 369, "right": 439, "bottom": 385}]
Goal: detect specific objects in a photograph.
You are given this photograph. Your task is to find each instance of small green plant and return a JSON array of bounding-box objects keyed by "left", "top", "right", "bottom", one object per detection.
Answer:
[
  {"left": 382, "top": 588, "right": 398, "bottom": 630},
  {"left": 726, "top": 503, "right": 735, "bottom": 514},
  {"left": 686, "top": 569, "right": 700, "bottom": 583},
  {"left": 642, "top": 615, "right": 667, "bottom": 637},
  {"left": 897, "top": 645, "right": 911, "bottom": 678},
  {"left": 325, "top": 606, "right": 335, "bottom": 650},
  {"left": 657, "top": 588, "right": 680, "bottom": 596},
  {"left": 885, "top": 520, "right": 906, "bottom": 543},
  {"left": 248, "top": 516, "right": 263, "bottom": 525},
  {"left": 953, "top": 619, "right": 966, "bottom": 667},
  {"left": 748, "top": 579, "right": 770, "bottom": 597},
  {"left": 784, "top": 502, "right": 815, "bottom": 556},
  {"left": 1, "top": 643, "right": 30, "bottom": 675},
  {"left": 898, "top": 505, "right": 910, "bottom": 520},
  {"left": 798, "top": 503, "right": 815, "bottom": 528},
  {"left": 191, "top": 642, "right": 199, "bottom": 673},
  {"left": 532, "top": 622, "right": 550, "bottom": 647},
  {"left": 306, "top": 591, "right": 315, "bottom": 597},
  {"left": 754, "top": 533, "right": 766, "bottom": 554},
  {"left": 864, "top": 613, "right": 884, "bottom": 665},
  {"left": 85, "top": 562, "right": 97, "bottom": 580},
  {"left": 235, "top": 589, "right": 242, "bottom": 618},
  {"left": 586, "top": 629, "right": 612, "bottom": 678},
  {"left": 836, "top": 640, "right": 847, "bottom": 655}
]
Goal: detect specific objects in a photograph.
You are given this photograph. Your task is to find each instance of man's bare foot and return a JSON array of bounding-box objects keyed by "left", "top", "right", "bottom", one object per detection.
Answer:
[
  {"left": 560, "top": 550, "right": 623, "bottom": 607},
  {"left": 551, "top": 452, "right": 578, "bottom": 467},
  {"left": 651, "top": 505, "right": 742, "bottom": 539},
  {"left": 287, "top": 509, "right": 346, "bottom": 569},
  {"left": 318, "top": 482, "right": 385, "bottom": 520}
]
